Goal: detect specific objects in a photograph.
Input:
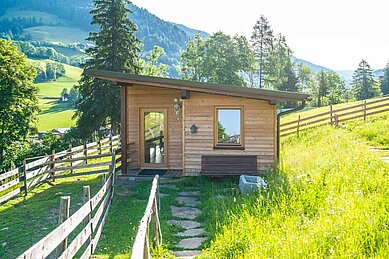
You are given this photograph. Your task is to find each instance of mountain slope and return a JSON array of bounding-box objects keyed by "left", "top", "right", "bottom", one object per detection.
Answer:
[{"left": 0, "top": 0, "right": 210, "bottom": 77}]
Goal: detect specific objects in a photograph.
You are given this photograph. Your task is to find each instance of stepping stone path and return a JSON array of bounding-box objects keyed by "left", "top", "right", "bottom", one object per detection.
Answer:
[
  {"left": 166, "top": 188, "right": 206, "bottom": 258},
  {"left": 176, "top": 197, "right": 201, "bottom": 207},
  {"left": 161, "top": 183, "right": 178, "bottom": 189}
]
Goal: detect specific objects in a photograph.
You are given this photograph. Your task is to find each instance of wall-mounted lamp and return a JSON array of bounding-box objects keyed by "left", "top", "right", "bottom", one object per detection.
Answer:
[
  {"left": 190, "top": 124, "right": 198, "bottom": 134},
  {"left": 174, "top": 98, "right": 182, "bottom": 115}
]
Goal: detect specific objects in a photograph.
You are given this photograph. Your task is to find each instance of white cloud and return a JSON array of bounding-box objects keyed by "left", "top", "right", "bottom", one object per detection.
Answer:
[{"left": 131, "top": 0, "right": 389, "bottom": 70}]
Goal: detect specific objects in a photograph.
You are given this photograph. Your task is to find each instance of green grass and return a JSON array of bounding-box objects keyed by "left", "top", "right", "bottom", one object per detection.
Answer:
[
  {"left": 30, "top": 60, "right": 82, "bottom": 131},
  {"left": 199, "top": 120, "right": 389, "bottom": 258},
  {"left": 0, "top": 174, "right": 102, "bottom": 258},
  {"left": 51, "top": 45, "right": 85, "bottom": 58},
  {"left": 344, "top": 114, "right": 389, "bottom": 149},
  {"left": 22, "top": 26, "right": 89, "bottom": 44},
  {"left": 93, "top": 180, "right": 151, "bottom": 258},
  {"left": 282, "top": 97, "right": 389, "bottom": 124},
  {"left": 37, "top": 98, "right": 76, "bottom": 131}
]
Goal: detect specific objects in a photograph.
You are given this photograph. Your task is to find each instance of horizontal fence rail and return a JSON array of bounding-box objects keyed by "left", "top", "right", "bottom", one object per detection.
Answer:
[
  {"left": 17, "top": 153, "right": 117, "bottom": 259},
  {"left": 131, "top": 175, "right": 162, "bottom": 259},
  {"left": 0, "top": 135, "right": 121, "bottom": 204},
  {"left": 280, "top": 96, "right": 389, "bottom": 137}
]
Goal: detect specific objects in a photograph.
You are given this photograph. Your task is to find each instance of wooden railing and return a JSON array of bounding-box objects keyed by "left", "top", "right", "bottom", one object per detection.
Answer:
[
  {"left": 280, "top": 96, "right": 389, "bottom": 137},
  {"left": 131, "top": 175, "right": 162, "bottom": 259},
  {"left": 0, "top": 135, "right": 121, "bottom": 204},
  {"left": 17, "top": 152, "right": 117, "bottom": 259}
]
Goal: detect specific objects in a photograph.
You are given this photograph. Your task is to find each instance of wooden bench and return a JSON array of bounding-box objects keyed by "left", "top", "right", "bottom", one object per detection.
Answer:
[{"left": 201, "top": 155, "right": 258, "bottom": 176}]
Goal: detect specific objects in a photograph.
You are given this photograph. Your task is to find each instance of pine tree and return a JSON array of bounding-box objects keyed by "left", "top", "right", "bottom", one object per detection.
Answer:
[
  {"left": 316, "top": 71, "right": 328, "bottom": 107},
  {"left": 380, "top": 62, "right": 389, "bottom": 95},
  {"left": 352, "top": 60, "right": 378, "bottom": 100},
  {"left": 75, "top": 0, "right": 140, "bottom": 138},
  {"left": 251, "top": 15, "right": 273, "bottom": 88}
]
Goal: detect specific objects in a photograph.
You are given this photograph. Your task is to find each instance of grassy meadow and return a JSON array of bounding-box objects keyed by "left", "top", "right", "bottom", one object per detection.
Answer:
[
  {"left": 199, "top": 115, "right": 389, "bottom": 258},
  {"left": 282, "top": 96, "right": 389, "bottom": 125},
  {"left": 31, "top": 60, "right": 82, "bottom": 131},
  {"left": 22, "top": 26, "right": 88, "bottom": 44}
]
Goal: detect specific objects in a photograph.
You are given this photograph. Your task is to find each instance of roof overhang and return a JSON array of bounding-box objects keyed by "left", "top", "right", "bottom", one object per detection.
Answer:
[{"left": 84, "top": 69, "right": 309, "bottom": 102}]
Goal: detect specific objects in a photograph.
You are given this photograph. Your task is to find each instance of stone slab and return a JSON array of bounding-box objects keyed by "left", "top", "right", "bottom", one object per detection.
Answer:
[
  {"left": 178, "top": 191, "right": 200, "bottom": 196},
  {"left": 177, "top": 237, "right": 206, "bottom": 250},
  {"left": 176, "top": 197, "right": 201, "bottom": 206},
  {"left": 167, "top": 220, "right": 202, "bottom": 229},
  {"left": 173, "top": 250, "right": 202, "bottom": 258},
  {"left": 171, "top": 206, "right": 201, "bottom": 219},
  {"left": 160, "top": 184, "right": 178, "bottom": 189},
  {"left": 176, "top": 228, "right": 207, "bottom": 237},
  {"left": 215, "top": 194, "right": 228, "bottom": 200}
]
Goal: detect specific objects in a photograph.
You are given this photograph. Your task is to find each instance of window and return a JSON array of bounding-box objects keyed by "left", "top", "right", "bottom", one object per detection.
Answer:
[{"left": 215, "top": 108, "right": 243, "bottom": 147}]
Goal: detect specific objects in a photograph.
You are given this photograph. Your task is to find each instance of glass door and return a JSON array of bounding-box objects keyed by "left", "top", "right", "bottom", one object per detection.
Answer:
[{"left": 141, "top": 109, "right": 167, "bottom": 167}]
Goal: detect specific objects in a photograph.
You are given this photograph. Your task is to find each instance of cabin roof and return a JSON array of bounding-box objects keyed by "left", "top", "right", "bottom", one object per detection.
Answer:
[{"left": 84, "top": 69, "right": 309, "bottom": 102}]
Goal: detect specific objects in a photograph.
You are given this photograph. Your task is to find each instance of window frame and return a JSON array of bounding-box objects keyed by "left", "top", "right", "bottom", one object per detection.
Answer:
[{"left": 213, "top": 106, "right": 245, "bottom": 149}]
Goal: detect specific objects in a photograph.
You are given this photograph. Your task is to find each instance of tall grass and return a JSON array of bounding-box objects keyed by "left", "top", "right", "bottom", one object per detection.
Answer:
[{"left": 200, "top": 125, "right": 389, "bottom": 258}]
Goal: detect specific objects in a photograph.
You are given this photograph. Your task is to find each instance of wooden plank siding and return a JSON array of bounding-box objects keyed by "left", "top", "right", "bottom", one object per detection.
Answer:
[
  {"left": 127, "top": 85, "right": 183, "bottom": 169},
  {"left": 126, "top": 86, "right": 277, "bottom": 175},
  {"left": 183, "top": 92, "right": 276, "bottom": 175}
]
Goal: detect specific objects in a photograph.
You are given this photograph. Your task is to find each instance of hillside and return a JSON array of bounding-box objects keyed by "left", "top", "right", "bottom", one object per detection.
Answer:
[
  {"left": 0, "top": 0, "right": 210, "bottom": 77},
  {"left": 199, "top": 115, "right": 389, "bottom": 258},
  {"left": 28, "top": 59, "right": 81, "bottom": 131}
]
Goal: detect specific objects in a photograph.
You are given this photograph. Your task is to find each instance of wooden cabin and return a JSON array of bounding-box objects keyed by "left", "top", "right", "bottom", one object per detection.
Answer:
[{"left": 85, "top": 70, "right": 308, "bottom": 177}]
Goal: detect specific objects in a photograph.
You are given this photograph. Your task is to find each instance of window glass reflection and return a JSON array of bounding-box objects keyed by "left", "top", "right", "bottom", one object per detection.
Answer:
[{"left": 217, "top": 109, "right": 241, "bottom": 144}]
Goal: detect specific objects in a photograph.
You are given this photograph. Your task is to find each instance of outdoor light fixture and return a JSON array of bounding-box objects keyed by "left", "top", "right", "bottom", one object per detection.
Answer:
[{"left": 174, "top": 98, "right": 182, "bottom": 115}]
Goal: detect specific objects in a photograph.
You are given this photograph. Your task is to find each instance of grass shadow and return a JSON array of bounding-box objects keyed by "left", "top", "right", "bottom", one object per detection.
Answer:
[{"left": 39, "top": 99, "right": 75, "bottom": 115}]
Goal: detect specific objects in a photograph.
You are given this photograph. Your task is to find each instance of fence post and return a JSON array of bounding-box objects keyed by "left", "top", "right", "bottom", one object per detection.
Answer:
[
  {"left": 68, "top": 144, "right": 73, "bottom": 175},
  {"left": 109, "top": 135, "right": 113, "bottom": 153},
  {"left": 297, "top": 115, "right": 301, "bottom": 136},
  {"left": 151, "top": 199, "right": 159, "bottom": 248},
  {"left": 330, "top": 105, "right": 333, "bottom": 124},
  {"left": 50, "top": 150, "right": 56, "bottom": 181},
  {"left": 56, "top": 196, "right": 70, "bottom": 257},
  {"left": 101, "top": 173, "right": 106, "bottom": 186},
  {"left": 23, "top": 159, "right": 28, "bottom": 196},
  {"left": 98, "top": 138, "right": 102, "bottom": 155},
  {"left": 363, "top": 100, "right": 367, "bottom": 121},
  {"left": 84, "top": 143, "right": 88, "bottom": 164},
  {"left": 83, "top": 186, "right": 92, "bottom": 248},
  {"left": 334, "top": 114, "right": 339, "bottom": 127}
]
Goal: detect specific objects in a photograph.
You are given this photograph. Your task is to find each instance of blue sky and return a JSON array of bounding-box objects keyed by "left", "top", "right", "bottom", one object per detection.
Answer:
[
  {"left": 218, "top": 110, "right": 240, "bottom": 136},
  {"left": 132, "top": 0, "right": 389, "bottom": 70}
]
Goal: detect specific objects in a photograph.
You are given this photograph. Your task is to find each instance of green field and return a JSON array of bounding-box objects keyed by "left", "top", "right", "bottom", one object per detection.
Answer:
[
  {"left": 31, "top": 60, "right": 82, "bottom": 131},
  {"left": 22, "top": 26, "right": 89, "bottom": 44},
  {"left": 282, "top": 96, "right": 389, "bottom": 124},
  {"left": 199, "top": 115, "right": 389, "bottom": 258}
]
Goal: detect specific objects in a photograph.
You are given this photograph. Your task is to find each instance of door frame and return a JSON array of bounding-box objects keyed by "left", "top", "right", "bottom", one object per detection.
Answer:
[{"left": 139, "top": 108, "right": 168, "bottom": 168}]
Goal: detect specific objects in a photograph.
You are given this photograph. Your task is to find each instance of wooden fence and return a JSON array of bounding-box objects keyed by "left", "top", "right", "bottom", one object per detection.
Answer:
[
  {"left": 131, "top": 175, "right": 162, "bottom": 259},
  {"left": 0, "top": 135, "right": 121, "bottom": 204},
  {"left": 17, "top": 152, "right": 117, "bottom": 259},
  {"left": 280, "top": 96, "right": 389, "bottom": 137}
]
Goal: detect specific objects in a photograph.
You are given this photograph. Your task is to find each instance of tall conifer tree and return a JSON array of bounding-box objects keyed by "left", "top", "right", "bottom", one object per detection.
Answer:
[
  {"left": 251, "top": 15, "right": 273, "bottom": 88},
  {"left": 352, "top": 60, "right": 377, "bottom": 100},
  {"left": 380, "top": 62, "right": 389, "bottom": 95},
  {"left": 76, "top": 0, "right": 140, "bottom": 137}
]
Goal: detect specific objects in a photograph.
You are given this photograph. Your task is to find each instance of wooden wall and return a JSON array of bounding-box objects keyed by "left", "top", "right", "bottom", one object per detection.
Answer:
[
  {"left": 127, "top": 85, "right": 182, "bottom": 169},
  {"left": 126, "top": 85, "right": 276, "bottom": 174},
  {"left": 183, "top": 92, "right": 276, "bottom": 175}
]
